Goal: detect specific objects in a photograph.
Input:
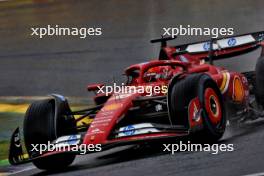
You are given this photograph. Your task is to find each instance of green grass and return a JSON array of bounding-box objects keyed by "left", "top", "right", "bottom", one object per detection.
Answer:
[
  {"left": 0, "top": 111, "right": 24, "bottom": 165},
  {"left": 0, "top": 159, "right": 9, "bottom": 166},
  {"left": 0, "top": 140, "right": 9, "bottom": 161}
]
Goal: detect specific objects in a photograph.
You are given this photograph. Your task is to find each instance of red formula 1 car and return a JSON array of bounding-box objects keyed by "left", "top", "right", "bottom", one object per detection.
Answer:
[{"left": 9, "top": 31, "right": 264, "bottom": 170}]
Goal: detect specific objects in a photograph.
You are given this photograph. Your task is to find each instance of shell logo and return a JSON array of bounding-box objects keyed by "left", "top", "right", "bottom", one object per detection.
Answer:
[{"left": 232, "top": 76, "right": 244, "bottom": 102}]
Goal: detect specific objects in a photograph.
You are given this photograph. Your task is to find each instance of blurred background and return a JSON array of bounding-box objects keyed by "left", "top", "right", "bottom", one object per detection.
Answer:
[{"left": 0, "top": 0, "right": 264, "bottom": 97}]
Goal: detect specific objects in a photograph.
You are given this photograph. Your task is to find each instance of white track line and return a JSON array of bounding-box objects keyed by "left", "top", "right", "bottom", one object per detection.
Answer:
[
  {"left": 3, "top": 165, "right": 35, "bottom": 175},
  {"left": 242, "top": 172, "right": 264, "bottom": 176}
]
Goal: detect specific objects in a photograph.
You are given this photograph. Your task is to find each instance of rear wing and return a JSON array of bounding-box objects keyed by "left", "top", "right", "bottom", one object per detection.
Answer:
[{"left": 171, "top": 31, "right": 264, "bottom": 61}]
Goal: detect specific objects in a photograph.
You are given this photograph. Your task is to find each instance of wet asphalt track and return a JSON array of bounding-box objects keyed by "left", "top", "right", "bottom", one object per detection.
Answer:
[
  {"left": 1, "top": 0, "right": 264, "bottom": 175},
  {"left": 7, "top": 122, "right": 264, "bottom": 176}
]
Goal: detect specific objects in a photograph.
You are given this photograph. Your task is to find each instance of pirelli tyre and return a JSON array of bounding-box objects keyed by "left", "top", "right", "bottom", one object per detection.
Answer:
[
  {"left": 168, "top": 73, "right": 226, "bottom": 142},
  {"left": 23, "top": 99, "right": 76, "bottom": 170},
  {"left": 255, "top": 56, "right": 264, "bottom": 108}
]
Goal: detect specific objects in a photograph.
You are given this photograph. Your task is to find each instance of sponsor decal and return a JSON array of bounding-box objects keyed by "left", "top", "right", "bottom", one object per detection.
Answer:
[
  {"left": 100, "top": 111, "right": 114, "bottom": 116},
  {"left": 110, "top": 93, "right": 132, "bottom": 100},
  {"left": 123, "top": 125, "right": 136, "bottom": 136},
  {"left": 91, "top": 128, "right": 104, "bottom": 134},
  {"left": 232, "top": 76, "right": 245, "bottom": 102},
  {"left": 102, "top": 103, "right": 123, "bottom": 111},
  {"left": 91, "top": 123, "right": 110, "bottom": 127},
  {"left": 68, "top": 135, "right": 78, "bottom": 145},
  {"left": 203, "top": 42, "right": 211, "bottom": 51},
  {"left": 227, "top": 38, "right": 237, "bottom": 46},
  {"left": 186, "top": 34, "right": 255, "bottom": 52},
  {"left": 217, "top": 35, "right": 255, "bottom": 48},
  {"left": 187, "top": 42, "right": 218, "bottom": 53},
  {"left": 117, "top": 123, "right": 160, "bottom": 137},
  {"left": 188, "top": 98, "right": 201, "bottom": 123},
  {"left": 93, "top": 118, "right": 111, "bottom": 123}
]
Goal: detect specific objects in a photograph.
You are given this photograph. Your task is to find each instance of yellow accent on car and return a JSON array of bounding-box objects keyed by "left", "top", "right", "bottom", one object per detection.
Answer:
[
  {"left": 220, "top": 72, "right": 227, "bottom": 92},
  {"left": 75, "top": 115, "right": 93, "bottom": 126},
  {"left": 102, "top": 103, "right": 122, "bottom": 111}
]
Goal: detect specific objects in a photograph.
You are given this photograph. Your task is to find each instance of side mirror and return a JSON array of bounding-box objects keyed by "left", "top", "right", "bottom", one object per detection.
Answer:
[{"left": 87, "top": 83, "right": 104, "bottom": 93}]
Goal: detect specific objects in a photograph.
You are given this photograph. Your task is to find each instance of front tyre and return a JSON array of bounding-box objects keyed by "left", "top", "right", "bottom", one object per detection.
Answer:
[{"left": 23, "top": 99, "right": 76, "bottom": 170}]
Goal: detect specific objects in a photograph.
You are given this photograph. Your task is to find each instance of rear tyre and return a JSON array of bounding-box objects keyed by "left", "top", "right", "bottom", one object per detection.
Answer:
[
  {"left": 168, "top": 73, "right": 226, "bottom": 142},
  {"left": 23, "top": 99, "right": 76, "bottom": 170},
  {"left": 255, "top": 56, "right": 264, "bottom": 108}
]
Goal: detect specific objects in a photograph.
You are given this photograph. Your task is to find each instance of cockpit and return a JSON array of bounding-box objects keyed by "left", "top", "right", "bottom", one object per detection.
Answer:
[{"left": 125, "top": 60, "right": 187, "bottom": 85}]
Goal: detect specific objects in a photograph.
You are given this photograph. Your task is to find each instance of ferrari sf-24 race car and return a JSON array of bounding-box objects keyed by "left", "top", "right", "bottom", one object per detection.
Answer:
[{"left": 9, "top": 31, "right": 264, "bottom": 170}]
